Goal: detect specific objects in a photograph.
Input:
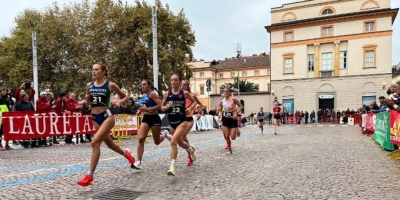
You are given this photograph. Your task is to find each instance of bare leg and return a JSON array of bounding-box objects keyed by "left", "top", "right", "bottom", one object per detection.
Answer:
[
  {"left": 183, "top": 121, "right": 194, "bottom": 145},
  {"left": 89, "top": 117, "right": 116, "bottom": 173},
  {"left": 136, "top": 123, "right": 150, "bottom": 162}
]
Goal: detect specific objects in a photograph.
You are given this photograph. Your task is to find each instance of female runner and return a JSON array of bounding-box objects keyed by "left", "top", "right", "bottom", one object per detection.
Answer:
[
  {"left": 257, "top": 107, "right": 265, "bottom": 133},
  {"left": 217, "top": 87, "right": 243, "bottom": 155},
  {"left": 132, "top": 79, "right": 169, "bottom": 170},
  {"left": 181, "top": 80, "right": 204, "bottom": 166},
  {"left": 161, "top": 74, "right": 196, "bottom": 176},
  {"left": 77, "top": 63, "right": 135, "bottom": 187}
]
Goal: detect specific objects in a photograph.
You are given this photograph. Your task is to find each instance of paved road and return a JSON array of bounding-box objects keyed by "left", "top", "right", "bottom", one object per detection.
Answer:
[{"left": 1, "top": 124, "right": 400, "bottom": 200}]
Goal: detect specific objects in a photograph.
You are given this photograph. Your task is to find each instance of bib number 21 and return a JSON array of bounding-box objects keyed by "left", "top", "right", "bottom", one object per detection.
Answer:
[{"left": 93, "top": 96, "right": 102, "bottom": 103}]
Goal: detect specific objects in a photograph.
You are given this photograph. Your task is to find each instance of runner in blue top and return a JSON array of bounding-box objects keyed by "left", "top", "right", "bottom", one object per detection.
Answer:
[
  {"left": 77, "top": 63, "right": 135, "bottom": 187},
  {"left": 132, "top": 79, "right": 169, "bottom": 170},
  {"left": 257, "top": 107, "right": 265, "bottom": 133},
  {"left": 161, "top": 74, "right": 197, "bottom": 176}
]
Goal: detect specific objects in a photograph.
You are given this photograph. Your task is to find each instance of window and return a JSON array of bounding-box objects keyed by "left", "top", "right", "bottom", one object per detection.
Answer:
[
  {"left": 200, "top": 86, "right": 204, "bottom": 95},
  {"left": 365, "top": 50, "right": 375, "bottom": 68},
  {"left": 254, "top": 70, "right": 260, "bottom": 76},
  {"left": 200, "top": 72, "right": 204, "bottom": 77},
  {"left": 363, "top": 44, "right": 377, "bottom": 68},
  {"left": 322, "top": 9, "right": 334, "bottom": 15},
  {"left": 283, "top": 52, "right": 294, "bottom": 74},
  {"left": 242, "top": 71, "right": 247, "bottom": 77},
  {"left": 285, "top": 58, "right": 293, "bottom": 73},
  {"left": 284, "top": 31, "right": 293, "bottom": 41},
  {"left": 321, "top": 26, "right": 333, "bottom": 37},
  {"left": 255, "top": 84, "right": 259, "bottom": 92},
  {"left": 308, "top": 54, "right": 314, "bottom": 71},
  {"left": 362, "top": 95, "right": 376, "bottom": 106},
  {"left": 219, "top": 73, "right": 224, "bottom": 78},
  {"left": 230, "top": 72, "right": 235, "bottom": 77},
  {"left": 321, "top": 52, "right": 333, "bottom": 71},
  {"left": 364, "top": 20, "right": 376, "bottom": 32},
  {"left": 340, "top": 51, "right": 347, "bottom": 69}
]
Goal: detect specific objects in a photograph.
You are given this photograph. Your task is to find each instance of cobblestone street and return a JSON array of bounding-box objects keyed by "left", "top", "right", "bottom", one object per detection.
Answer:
[{"left": 1, "top": 124, "right": 400, "bottom": 199}]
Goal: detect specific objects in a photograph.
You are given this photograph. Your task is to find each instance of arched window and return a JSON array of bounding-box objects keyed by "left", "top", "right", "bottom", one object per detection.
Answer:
[{"left": 322, "top": 9, "right": 334, "bottom": 15}]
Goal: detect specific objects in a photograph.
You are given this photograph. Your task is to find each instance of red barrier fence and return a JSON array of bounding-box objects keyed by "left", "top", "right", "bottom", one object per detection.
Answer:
[{"left": 281, "top": 114, "right": 362, "bottom": 125}]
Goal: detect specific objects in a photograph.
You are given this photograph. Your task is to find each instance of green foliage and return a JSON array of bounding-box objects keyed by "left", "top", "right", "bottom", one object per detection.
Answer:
[
  {"left": 221, "top": 77, "right": 259, "bottom": 93},
  {"left": 0, "top": 0, "right": 196, "bottom": 97}
]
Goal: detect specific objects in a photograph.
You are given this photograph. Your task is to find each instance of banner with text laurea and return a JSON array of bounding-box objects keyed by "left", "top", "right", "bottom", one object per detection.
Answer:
[
  {"left": 389, "top": 110, "right": 400, "bottom": 145},
  {"left": 2, "top": 111, "right": 96, "bottom": 140}
]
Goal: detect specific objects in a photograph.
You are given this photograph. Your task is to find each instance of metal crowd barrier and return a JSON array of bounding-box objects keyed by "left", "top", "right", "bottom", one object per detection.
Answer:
[{"left": 111, "top": 114, "right": 150, "bottom": 146}]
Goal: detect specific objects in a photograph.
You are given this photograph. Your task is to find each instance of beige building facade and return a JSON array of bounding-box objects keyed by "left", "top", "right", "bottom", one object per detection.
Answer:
[
  {"left": 187, "top": 54, "right": 271, "bottom": 114},
  {"left": 266, "top": 0, "right": 398, "bottom": 113}
]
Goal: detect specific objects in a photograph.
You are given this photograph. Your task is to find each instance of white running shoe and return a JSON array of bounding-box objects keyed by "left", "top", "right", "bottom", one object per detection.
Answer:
[
  {"left": 162, "top": 130, "right": 172, "bottom": 141},
  {"left": 188, "top": 147, "right": 196, "bottom": 161},
  {"left": 132, "top": 161, "right": 142, "bottom": 170}
]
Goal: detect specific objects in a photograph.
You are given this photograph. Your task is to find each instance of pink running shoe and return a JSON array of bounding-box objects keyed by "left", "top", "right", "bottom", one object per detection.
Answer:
[{"left": 124, "top": 149, "right": 135, "bottom": 165}]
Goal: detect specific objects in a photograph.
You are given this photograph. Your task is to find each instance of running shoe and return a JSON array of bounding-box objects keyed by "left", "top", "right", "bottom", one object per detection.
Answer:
[
  {"left": 187, "top": 153, "right": 193, "bottom": 166},
  {"left": 188, "top": 147, "right": 196, "bottom": 161},
  {"left": 124, "top": 149, "right": 135, "bottom": 165},
  {"left": 226, "top": 149, "right": 233, "bottom": 155},
  {"left": 132, "top": 161, "right": 142, "bottom": 170},
  {"left": 77, "top": 174, "right": 94, "bottom": 186},
  {"left": 162, "top": 130, "right": 172, "bottom": 142},
  {"left": 167, "top": 166, "right": 175, "bottom": 176}
]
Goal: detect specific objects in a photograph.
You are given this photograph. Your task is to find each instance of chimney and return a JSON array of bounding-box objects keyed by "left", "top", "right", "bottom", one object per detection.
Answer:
[{"left": 252, "top": 54, "right": 257, "bottom": 56}]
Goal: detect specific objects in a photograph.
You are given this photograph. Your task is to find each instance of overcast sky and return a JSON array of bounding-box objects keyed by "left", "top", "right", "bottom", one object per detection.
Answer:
[{"left": 1, "top": 0, "right": 399, "bottom": 65}]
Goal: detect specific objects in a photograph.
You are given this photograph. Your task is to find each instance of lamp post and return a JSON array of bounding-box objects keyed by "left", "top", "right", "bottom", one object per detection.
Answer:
[
  {"left": 236, "top": 44, "right": 242, "bottom": 100},
  {"left": 382, "top": 82, "right": 387, "bottom": 89}
]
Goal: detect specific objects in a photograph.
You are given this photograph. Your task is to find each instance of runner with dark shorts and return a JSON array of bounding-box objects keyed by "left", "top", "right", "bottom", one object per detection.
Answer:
[
  {"left": 273, "top": 103, "right": 281, "bottom": 135},
  {"left": 257, "top": 107, "right": 265, "bottom": 133}
]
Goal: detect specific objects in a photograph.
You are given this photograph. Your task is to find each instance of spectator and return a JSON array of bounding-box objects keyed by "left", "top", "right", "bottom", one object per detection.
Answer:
[
  {"left": 15, "top": 94, "right": 36, "bottom": 148},
  {"left": 14, "top": 82, "right": 35, "bottom": 103}
]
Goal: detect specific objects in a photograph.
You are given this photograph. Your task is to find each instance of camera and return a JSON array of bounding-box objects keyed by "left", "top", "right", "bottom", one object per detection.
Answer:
[{"left": 25, "top": 82, "right": 32, "bottom": 89}]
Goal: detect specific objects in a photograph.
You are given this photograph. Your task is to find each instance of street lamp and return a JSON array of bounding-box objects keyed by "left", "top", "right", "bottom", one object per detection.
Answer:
[
  {"left": 236, "top": 43, "right": 242, "bottom": 100},
  {"left": 382, "top": 82, "right": 387, "bottom": 89}
]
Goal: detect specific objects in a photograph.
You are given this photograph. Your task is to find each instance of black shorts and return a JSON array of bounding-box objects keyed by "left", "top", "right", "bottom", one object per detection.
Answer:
[
  {"left": 142, "top": 114, "right": 161, "bottom": 127},
  {"left": 258, "top": 119, "right": 264, "bottom": 123},
  {"left": 168, "top": 115, "right": 186, "bottom": 130},
  {"left": 274, "top": 115, "right": 280, "bottom": 120},
  {"left": 222, "top": 116, "right": 238, "bottom": 129},
  {"left": 186, "top": 116, "right": 193, "bottom": 122}
]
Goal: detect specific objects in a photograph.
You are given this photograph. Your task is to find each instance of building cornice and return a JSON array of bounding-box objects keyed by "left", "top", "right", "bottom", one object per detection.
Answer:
[
  {"left": 265, "top": 8, "right": 398, "bottom": 33},
  {"left": 271, "top": 30, "right": 392, "bottom": 48},
  {"left": 271, "top": 0, "right": 354, "bottom": 13},
  {"left": 271, "top": 73, "right": 392, "bottom": 82}
]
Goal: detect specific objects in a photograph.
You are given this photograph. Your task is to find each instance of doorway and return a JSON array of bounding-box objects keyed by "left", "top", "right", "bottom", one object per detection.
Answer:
[{"left": 318, "top": 94, "right": 334, "bottom": 111}]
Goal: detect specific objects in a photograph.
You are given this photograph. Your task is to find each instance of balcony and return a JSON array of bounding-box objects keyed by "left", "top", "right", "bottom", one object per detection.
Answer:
[{"left": 320, "top": 70, "right": 333, "bottom": 78}]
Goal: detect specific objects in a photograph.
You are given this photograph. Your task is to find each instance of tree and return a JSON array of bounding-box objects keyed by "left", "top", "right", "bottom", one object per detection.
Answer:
[
  {"left": 221, "top": 77, "right": 259, "bottom": 93},
  {"left": 0, "top": 0, "right": 196, "bottom": 97}
]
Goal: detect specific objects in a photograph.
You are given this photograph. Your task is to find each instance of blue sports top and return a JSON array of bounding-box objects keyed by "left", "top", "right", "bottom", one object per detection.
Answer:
[
  {"left": 89, "top": 81, "right": 111, "bottom": 107},
  {"left": 258, "top": 111, "right": 264, "bottom": 117},
  {"left": 137, "top": 91, "right": 157, "bottom": 108}
]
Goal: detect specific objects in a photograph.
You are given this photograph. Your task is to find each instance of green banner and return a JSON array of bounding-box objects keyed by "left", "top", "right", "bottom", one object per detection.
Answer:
[{"left": 374, "top": 112, "right": 394, "bottom": 150}]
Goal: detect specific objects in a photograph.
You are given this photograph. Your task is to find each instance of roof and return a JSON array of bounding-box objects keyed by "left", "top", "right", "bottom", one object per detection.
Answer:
[{"left": 210, "top": 55, "right": 270, "bottom": 70}]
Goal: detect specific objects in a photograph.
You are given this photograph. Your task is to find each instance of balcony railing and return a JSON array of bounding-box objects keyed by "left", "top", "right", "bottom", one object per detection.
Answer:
[{"left": 320, "top": 70, "right": 333, "bottom": 78}]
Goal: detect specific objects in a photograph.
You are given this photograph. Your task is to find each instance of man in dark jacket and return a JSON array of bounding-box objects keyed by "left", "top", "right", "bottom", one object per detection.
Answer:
[{"left": 0, "top": 88, "right": 14, "bottom": 150}]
